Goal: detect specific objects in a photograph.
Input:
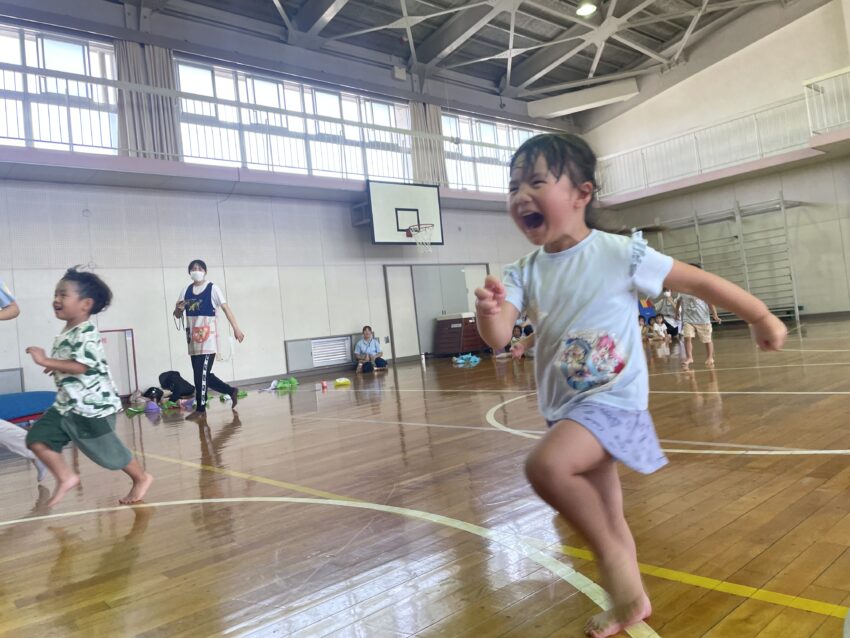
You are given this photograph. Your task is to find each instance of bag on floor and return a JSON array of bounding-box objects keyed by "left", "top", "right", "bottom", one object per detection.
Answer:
[{"left": 158, "top": 371, "right": 195, "bottom": 399}]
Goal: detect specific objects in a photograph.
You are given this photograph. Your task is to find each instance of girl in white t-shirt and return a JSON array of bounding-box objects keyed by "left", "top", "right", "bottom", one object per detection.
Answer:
[{"left": 475, "top": 133, "right": 787, "bottom": 638}]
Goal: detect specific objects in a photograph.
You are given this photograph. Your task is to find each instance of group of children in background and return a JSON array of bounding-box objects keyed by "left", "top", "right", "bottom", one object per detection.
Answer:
[{"left": 640, "top": 269, "right": 722, "bottom": 369}]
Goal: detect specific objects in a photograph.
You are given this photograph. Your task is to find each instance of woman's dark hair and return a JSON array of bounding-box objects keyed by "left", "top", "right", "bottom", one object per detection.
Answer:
[
  {"left": 62, "top": 267, "right": 112, "bottom": 314},
  {"left": 509, "top": 133, "right": 601, "bottom": 228},
  {"left": 188, "top": 259, "right": 207, "bottom": 273},
  {"left": 362, "top": 325, "right": 373, "bottom": 333}
]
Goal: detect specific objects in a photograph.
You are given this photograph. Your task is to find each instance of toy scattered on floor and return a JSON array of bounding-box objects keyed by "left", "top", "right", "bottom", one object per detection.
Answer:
[
  {"left": 260, "top": 378, "right": 299, "bottom": 393},
  {"left": 126, "top": 406, "right": 145, "bottom": 416},
  {"left": 145, "top": 401, "right": 161, "bottom": 413},
  {"left": 334, "top": 377, "right": 351, "bottom": 387},
  {"left": 321, "top": 381, "right": 328, "bottom": 391},
  {"left": 161, "top": 400, "right": 180, "bottom": 410},
  {"left": 276, "top": 378, "right": 298, "bottom": 390},
  {"left": 452, "top": 353, "right": 481, "bottom": 368},
  {"left": 180, "top": 399, "right": 194, "bottom": 410},
  {"left": 219, "top": 390, "right": 249, "bottom": 402}
]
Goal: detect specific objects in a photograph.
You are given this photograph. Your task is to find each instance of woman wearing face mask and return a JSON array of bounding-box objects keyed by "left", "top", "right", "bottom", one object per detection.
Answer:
[
  {"left": 173, "top": 259, "right": 245, "bottom": 420},
  {"left": 654, "top": 287, "right": 680, "bottom": 337}
]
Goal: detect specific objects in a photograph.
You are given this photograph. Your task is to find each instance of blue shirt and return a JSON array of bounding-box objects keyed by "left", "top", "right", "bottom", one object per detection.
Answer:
[
  {"left": 355, "top": 338, "right": 382, "bottom": 357},
  {"left": 0, "top": 279, "right": 14, "bottom": 309},
  {"left": 503, "top": 231, "right": 673, "bottom": 418}
]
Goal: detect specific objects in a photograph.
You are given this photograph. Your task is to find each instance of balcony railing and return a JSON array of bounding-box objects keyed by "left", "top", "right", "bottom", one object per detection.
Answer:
[
  {"left": 804, "top": 66, "right": 850, "bottom": 134},
  {"left": 597, "top": 97, "right": 811, "bottom": 198}
]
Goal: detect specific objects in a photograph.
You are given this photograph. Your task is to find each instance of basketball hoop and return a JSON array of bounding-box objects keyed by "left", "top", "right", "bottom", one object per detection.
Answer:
[{"left": 406, "top": 223, "right": 435, "bottom": 253}]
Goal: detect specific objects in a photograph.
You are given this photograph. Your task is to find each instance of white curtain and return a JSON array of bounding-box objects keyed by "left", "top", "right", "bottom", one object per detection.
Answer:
[
  {"left": 115, "top": 41, "right": 181, "bottom": 160},
  {"left": 410, "top": 101, "right": 448, "bottom": 186}
]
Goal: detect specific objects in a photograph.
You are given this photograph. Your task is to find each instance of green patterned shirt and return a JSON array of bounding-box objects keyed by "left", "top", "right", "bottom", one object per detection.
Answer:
[{"left": 51, "top": 321, "right": 122, "bottom": 417}]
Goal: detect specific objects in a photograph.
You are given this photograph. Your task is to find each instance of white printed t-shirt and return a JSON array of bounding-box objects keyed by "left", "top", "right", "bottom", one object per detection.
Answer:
[{"left": 503, "top": 230, "right": 673, "bottom": 421}]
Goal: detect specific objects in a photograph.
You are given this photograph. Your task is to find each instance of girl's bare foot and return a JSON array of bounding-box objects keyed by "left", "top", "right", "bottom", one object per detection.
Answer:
[
  {"left": 705, "top": 358, "right": 715, "bottom": 367},
  {"left": 681, "top": 358, "right": 692, "bottom": 369},
  {"left": 584, "top": 594, "right": 652, "bottom": 638},
  {"left": 120, "top": 473, "right": 154, "bottom": 505},
  {"left": 48, "top": 474, "right": 81, "bottom": 507}
]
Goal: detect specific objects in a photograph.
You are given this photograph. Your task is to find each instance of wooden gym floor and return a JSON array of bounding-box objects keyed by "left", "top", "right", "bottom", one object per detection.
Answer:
[{"left": 1, "top": 319, "right": 849, "bottom": 637}]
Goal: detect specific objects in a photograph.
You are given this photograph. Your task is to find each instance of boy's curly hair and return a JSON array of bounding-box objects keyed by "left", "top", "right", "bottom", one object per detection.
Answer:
[{"left": 62, "top": 267, "right": 113, "bottom": 314}]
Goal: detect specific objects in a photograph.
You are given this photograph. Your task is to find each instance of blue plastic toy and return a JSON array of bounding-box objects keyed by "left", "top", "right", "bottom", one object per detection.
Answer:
[{"left": 452, "top": 353, "right": 480, "bottom": 367}]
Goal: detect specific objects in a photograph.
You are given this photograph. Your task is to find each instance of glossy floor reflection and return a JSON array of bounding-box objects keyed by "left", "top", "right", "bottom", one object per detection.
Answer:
[{"left": 1, "top": 319, "right": 849, "bottom": 636}]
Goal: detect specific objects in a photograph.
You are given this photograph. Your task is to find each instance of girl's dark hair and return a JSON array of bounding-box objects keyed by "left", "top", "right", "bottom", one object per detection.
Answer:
[
  {"left": 362, "top": 325, "right": 373, "bottom": 333},
  {"left": 62, "top": 267, "right": 112, "bottom": 315},
  {"left": 509, "top": 133, "right": 601, "bottom": 228},
  {"left": 188, "top": 259, "right": 207, "bottom": 273}
]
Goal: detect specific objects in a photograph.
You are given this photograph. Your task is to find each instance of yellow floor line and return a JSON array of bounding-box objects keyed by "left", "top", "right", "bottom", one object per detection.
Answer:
[
  {"left": 142, "top": 449, "right": 847, "bottom": 623},
  {"left": 139, "top": 451, "right": 360, "bottom": 502},
  {"left": 0, "top": 497, "right": 658, "bottom": 638}
]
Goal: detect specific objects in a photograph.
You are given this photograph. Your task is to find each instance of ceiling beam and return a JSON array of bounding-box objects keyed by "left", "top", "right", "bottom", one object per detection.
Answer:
[
  {"left": 413, "top": 0, "right": 515, "bottom": 67},
  {"left": 292, "top": 0, "right": 350, "bottom": 36},
  {"left": 575, "top": 0, "right": 829, "bottom": 131},
  {"left": 528, "top": 78, "right": 639, "bottom": 118},
  {"left": 672, "top": 0, "right": 709, "bottom": 63}
]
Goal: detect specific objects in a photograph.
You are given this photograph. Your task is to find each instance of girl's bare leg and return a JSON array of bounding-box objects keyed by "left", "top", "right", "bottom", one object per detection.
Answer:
[{"left": 525, "top": 421, "right": 649, "bottom": 637}]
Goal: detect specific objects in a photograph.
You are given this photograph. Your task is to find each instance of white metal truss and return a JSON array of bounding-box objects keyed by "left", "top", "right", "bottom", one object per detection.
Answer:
[{"left": 268, "top": 0, "right": 783, "bottom": 97}]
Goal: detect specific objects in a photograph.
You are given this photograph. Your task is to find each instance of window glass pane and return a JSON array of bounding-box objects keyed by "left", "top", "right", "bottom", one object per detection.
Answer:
[
  {"left": 252, "top": 78, "right": 279, "bottom": 107},
  {"left": 215, "top": 71, "right": 236, "bottom": 101},
  {"left": 42, "top": 38, "right": 86, "bottom": 74},
  {"left": 315, "top": 91, "right": 340, "bottom": 118},
  {"left": 370, "top": 101, "right": 391, "bottom": 127},
  {"left": 0, "top": 30, "right": 21, "bottom": 64},
  {"left": 178, "top": 64, "right": 214, "bottom": 96},
  {"left": 478, "top": 122, "right": 496, "bottom": 144}
]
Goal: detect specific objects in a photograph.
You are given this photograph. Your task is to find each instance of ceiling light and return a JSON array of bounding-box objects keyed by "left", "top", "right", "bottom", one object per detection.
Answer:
[{"left": 576, "top": 1, "right": 597, "bottom": 16}]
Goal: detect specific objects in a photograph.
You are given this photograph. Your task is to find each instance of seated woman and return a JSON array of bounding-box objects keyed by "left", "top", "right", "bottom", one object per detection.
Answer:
[{"left": 354, "top": 325, "right": 387, "bottom": 373}]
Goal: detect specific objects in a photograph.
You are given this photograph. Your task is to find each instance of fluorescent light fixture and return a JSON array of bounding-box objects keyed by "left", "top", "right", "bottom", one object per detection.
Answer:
[{"left": 576, "top": 1, "right": 597, "bottom": 16}]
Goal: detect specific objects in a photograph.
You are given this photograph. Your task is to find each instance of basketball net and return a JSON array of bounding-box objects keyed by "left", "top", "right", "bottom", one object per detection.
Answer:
[{"left": 407, "top": 224, "right": 434, "bottom": 254}]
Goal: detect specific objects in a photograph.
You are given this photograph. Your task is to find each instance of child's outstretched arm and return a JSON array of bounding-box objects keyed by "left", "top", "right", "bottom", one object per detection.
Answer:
[
  {"left": 25, "top": 347, "right": 87, "bottom": 374},
  {"left": 664, "top": 261, "right": 786, "bottom": 350},
  {"left": 0, "top": 300, "right": 19, "bottom": 321},
  {"left": 475, "top": 275, "right": 519, "bottom": 350}
]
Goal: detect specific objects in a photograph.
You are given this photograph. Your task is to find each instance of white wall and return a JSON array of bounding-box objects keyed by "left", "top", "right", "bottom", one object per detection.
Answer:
[
  {"left": 586, "top": 1, "right": 850, "bottom": 156},
  {"left": 0, "top": 180, "right": 526, "bottom": 391},
  {"left": 616, "top": 156, "right": 850, "bottom": 315}
]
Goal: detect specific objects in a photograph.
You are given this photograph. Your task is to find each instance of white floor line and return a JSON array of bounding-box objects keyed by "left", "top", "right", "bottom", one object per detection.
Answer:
[
  {"left": 484, "top": 393, "right": 850, "bottom": 455},
  {"left": 651, "top": 390, "right": 850, "bottom": 396},
  {"left": 648, "top": 361, "right": 850, "bottom": 377},
  {"left": 657, "top": 439, "right": 800, "bottom": 451},
  {"left": 298, "top": 414, "right": 540, "bottom": 435},
  {"left": 0, "top": 497, "right": 660, "bottom": 638}
]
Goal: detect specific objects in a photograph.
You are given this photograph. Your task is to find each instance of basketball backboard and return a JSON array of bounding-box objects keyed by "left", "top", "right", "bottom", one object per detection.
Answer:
[{"left": 367, "top": 181, "right": 444, "bottom": 246}]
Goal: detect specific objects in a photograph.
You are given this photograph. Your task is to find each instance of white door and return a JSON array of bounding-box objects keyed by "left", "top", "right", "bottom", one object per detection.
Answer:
[{"left": 385, "top": 266, "right": 421, "bottom": 358}]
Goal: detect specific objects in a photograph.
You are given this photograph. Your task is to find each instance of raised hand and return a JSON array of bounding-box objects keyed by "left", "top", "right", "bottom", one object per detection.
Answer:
[{"left": 475, "top": 275, "right": 507, "bottom": 317}]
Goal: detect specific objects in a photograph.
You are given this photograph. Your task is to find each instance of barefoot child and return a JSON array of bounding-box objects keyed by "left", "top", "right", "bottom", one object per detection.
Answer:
[
  {"left": 677, "top": 266, "right": 721, "bottom": 368},
  {"left": 25, "top": 268, "right": 153, "bottom": 507},
  {"left": 475, "top": 133, "right": 786, "bottom": 638},
  {"left": 0, "top": 278, "right": 47, "bottom": 480}
]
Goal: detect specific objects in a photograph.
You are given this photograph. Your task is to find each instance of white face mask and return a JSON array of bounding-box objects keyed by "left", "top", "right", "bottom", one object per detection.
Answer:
[
  {"left": 190, "top": 271, "right": 205, "bottom": 283},
  {"left": 663, "top": 291, "right": 671, "bottom": 297}
]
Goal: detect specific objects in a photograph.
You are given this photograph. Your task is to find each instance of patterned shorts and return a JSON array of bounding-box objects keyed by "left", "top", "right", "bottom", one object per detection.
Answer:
[{"left": 548, "top": 401, "right": 667, "bottom": 474}]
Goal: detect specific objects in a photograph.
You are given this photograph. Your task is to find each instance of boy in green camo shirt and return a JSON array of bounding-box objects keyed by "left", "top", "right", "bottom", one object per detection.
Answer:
[{"left": 25, "top": 267, "right": 153, "bottom": 507}]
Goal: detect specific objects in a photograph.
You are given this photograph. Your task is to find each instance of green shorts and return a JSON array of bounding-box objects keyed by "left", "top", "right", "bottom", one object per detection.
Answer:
[{"left": 26, "top": 407, "right": 132, "bottom": 471}]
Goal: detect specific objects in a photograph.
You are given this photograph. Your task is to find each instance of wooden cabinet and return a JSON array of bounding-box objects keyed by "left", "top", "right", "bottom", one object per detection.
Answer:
[{"left": 433, "top": 313, "right": 488, "bottom": 355}]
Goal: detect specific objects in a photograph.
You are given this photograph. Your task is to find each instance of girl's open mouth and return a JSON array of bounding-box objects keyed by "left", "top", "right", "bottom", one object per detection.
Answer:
[{"left": 521, "top": 213, "right": 544, "bottom": 229}]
